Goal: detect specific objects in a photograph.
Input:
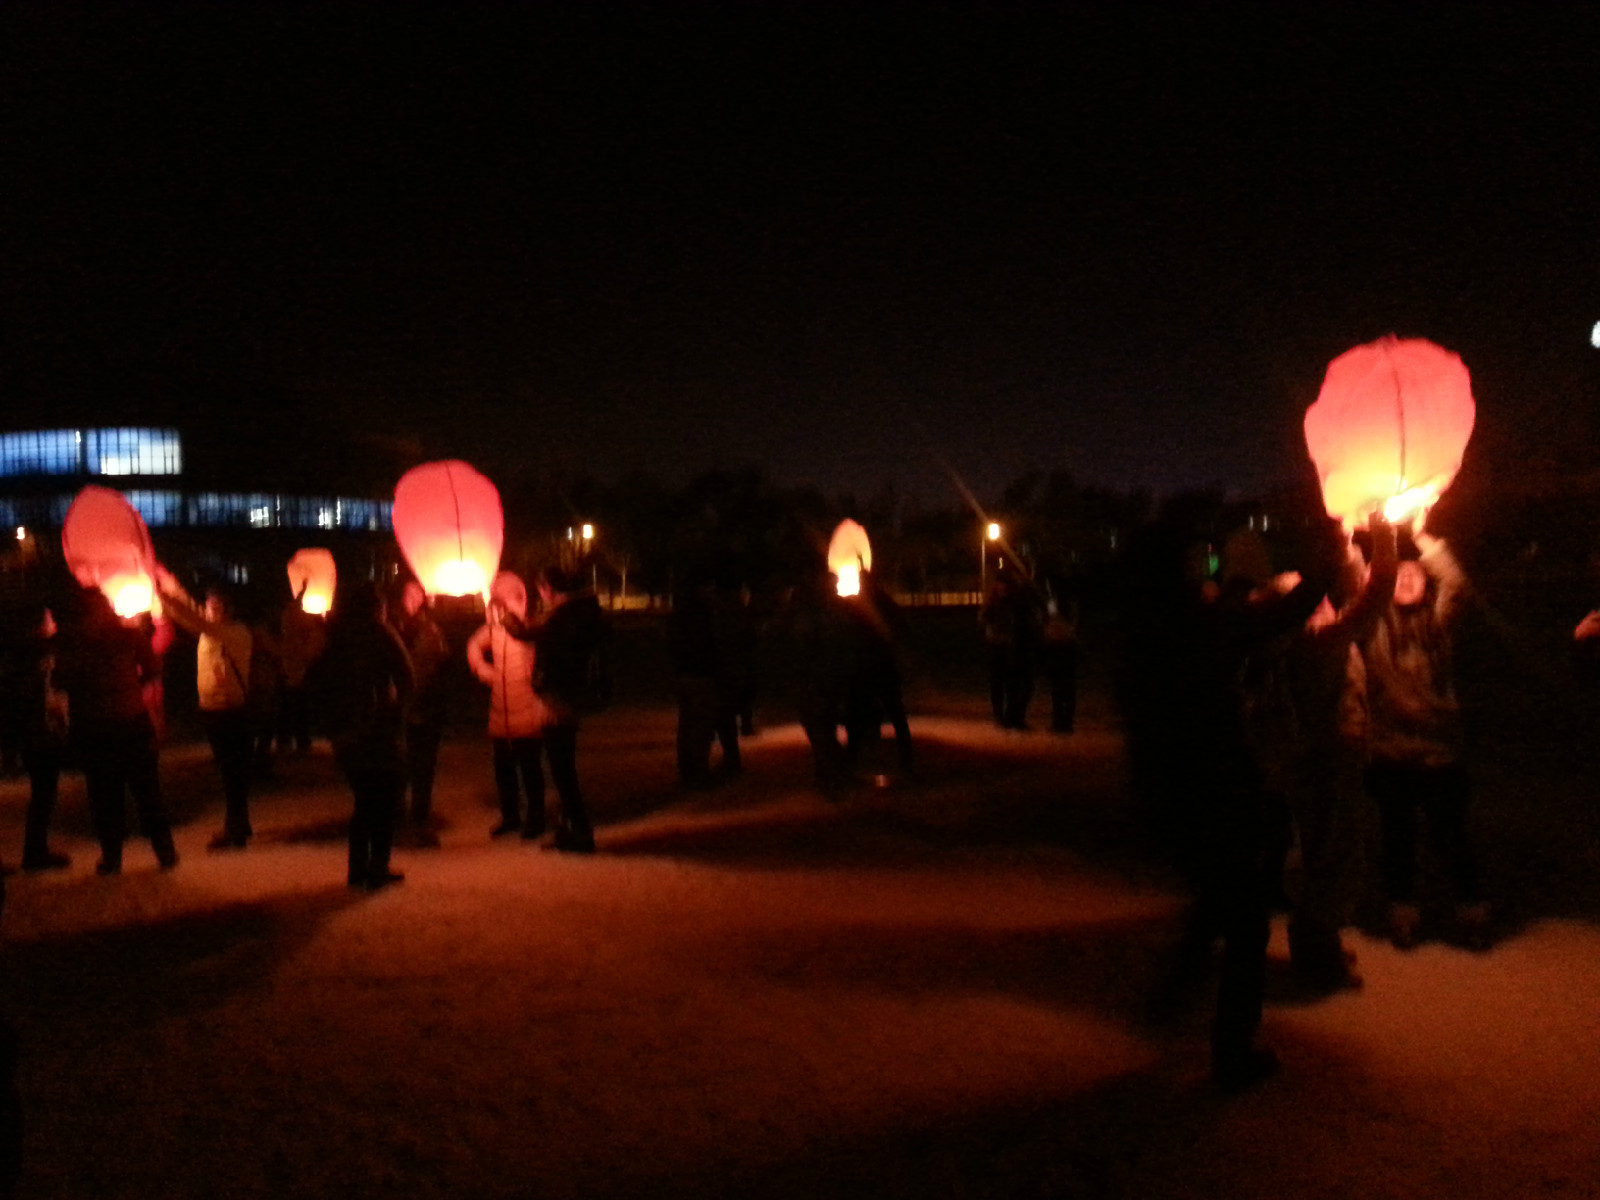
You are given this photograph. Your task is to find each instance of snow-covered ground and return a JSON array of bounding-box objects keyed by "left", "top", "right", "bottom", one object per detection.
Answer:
[{"left": 2, "top": 692, "right": 1598, "bottom": 1199}]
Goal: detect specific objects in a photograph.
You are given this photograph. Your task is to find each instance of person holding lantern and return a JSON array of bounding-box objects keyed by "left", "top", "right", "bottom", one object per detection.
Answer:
[
  {"left": 54, "top": 585, "right": 177, "bottom": 874},
  {"left": 1276, "top": 512, "right": 1398, "bottom": 992},
  {"left": 392, "top": 578, "right": 451, "bottom": 846},
  {"left": 277, "top": 585, "right": 328, "bottom": 756},
  {"left": 1359, "top": 524, "right": 1488, "bottom": 950},
  {"left": 1127, "top": 516, "right": 1341, "bottom": 1092},
  {"left": 517, "top": 566, "right": 607, "bottom": 853},
  {"left": 467, "top": 571, "right": 548, "bottom": 839},
  {"left": 156, "top": 572, "right": 259, "bottom": 850}
]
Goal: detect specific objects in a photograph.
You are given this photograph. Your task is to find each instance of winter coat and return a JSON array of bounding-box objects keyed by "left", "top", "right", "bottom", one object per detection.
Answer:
[
  {"left": 160, "top": 587, "right": 252, "bottom": 712},
  {"left": 394, "top": 607, "right": 451, "bottom": 725},
  {"left": 1360, "top": 538, "right": 1469, "bottom": 768},
  {"left": 56, "top": 595, "right": 157, "bottom": 731},
  {"left": 527, "top": 591, "right": 609, "bottom": 726},
  {"left": 320, "top": 617, "right": 413, "bottom": 773},
  {"left": 466, "top": 572, "right": 546, "bottom": 739}
]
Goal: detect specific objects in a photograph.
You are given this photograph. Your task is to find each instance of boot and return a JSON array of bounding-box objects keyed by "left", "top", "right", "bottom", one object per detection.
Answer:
[
  {"left": 150, "top": 831, "right": 178, "bottom": 871},
  {"left": 21, "top": 848, "right": 70, "bottom": 873}
]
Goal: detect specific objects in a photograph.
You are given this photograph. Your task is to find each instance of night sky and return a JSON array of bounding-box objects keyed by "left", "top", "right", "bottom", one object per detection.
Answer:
[{"left": 4, "top": 4, "right": 1598, "bottom": 504}]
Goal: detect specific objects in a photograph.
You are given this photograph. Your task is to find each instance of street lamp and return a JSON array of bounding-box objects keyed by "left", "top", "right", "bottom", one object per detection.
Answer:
[
  {"left": 579, "top": 523, "right": 597, "bottom": 594},
  {"left": 980, "top": 521, "right": 1002, "bottom": 598}
]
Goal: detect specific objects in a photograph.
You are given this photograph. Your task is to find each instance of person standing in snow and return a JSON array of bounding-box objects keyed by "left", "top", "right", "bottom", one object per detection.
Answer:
[
  {"left": 391, "top": 578, "right": 451, "bottom": 847},
  {"left": 503, "top": 566, "right": 607, "bottom": 853},
  {"left": 466, "top": 571, "right": 548, "bottom": 839},
  {"left": 54, "top": 586, "right": 177, "bottom": 875},
  {"left": 156, "top": 573, "right": 258, "bottom": 850},
  {"left": 1359, "top": 526, "right": 1488, "bottom": 951},
  {"left": 318, "top": 581, "right": 413, "bottom": 890}
]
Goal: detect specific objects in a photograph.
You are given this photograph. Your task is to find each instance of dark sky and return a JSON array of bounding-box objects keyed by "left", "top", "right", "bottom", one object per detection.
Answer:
[{"left": 4, "top": 3, "right": 1598, "bottom": 504}]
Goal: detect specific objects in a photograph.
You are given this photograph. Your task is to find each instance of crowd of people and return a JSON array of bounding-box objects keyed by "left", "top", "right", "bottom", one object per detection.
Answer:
[
  {"left": 0, "top": 506, "right": 1578, "bottom": 1104},
  {"left": 0, "top": 560, "right": 614, "bottom": 891},
  {"left": 1118, "top": 507, "right": 1507, "bottom": 1091}
]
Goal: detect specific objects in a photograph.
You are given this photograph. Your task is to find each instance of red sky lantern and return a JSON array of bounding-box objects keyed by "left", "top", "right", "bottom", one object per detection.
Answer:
[
  {"left": 286, "top": 548, "right": 337, "bottom": 615},
  {"left": 61, "top": 485, "right": 158, "bottom": 617},
  {"left": 1304, "top": 335, "right": 1476, "bottom": 530},
  {"left": 827, "top": 519, "right": 873, "bottom": 597},
  {"left": 392, "top": 460, "right": 503, "bottom": 600}
]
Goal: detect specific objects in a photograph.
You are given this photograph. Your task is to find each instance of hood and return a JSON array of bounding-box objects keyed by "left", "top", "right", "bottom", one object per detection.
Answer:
[{"left": 490, "top": 571, "right": 528, "bottom": 620}]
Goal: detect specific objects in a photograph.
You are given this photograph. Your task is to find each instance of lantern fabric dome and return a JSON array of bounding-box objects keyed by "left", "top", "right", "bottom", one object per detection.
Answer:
[
  {"left": 1304, "top": 335, "right": 1476, "bottom": 528},
  {"left": 392, "top": 461, "right": 504, "bottom": 599},
  {"left": 61, "top": 485, "right": 158, "bottom": 617},
  {"left": 287, "top": 548, "right": 337, "bottom": 615}
]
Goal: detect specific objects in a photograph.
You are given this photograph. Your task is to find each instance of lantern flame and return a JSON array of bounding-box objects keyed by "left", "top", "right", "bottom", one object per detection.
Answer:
[
  {"left": 111, "top": 578, "right": 155, "bottom": 619},
  {"left": 433, "top": 558, "right": 490, "bottom": 599}
]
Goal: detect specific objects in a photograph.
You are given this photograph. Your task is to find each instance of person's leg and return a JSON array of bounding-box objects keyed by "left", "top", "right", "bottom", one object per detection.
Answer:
[
  {"left": 363, "top": 765, "right": 403, "bottom": 884},
  {"left": 880, "top": 673, "right": 914, "bottom": 772},
  {"left": 83, "top": 750, "right": 125, "bottom": 874},
  {"left": 125, "top": 722, "right": 175, "bottom": 869},
  {"left": 1210, "top": 798, "right": 1278, "bottom": 1090},
  {"left": 514, "top": 737, "right": 546, "bottom": 837},
  {"left": 20, "top": 742, "right": 66, "bottom": 869},
  {"left": 491, "top": 738, "right": 521, "bottom": 834},
  {"left": 1367, "top": 759, "right": 1422, "bottom": 945},
  {"left": 545, "top": 724, "right": 592, "bottom": 851},
  {"left": 714, "top": 689, "right": 742, "bottom": 774},
  {"left": 407, "top": 718, "right": 443, "bottom": 823},
  {"left": 345, "top": 762, "right": 372, "bottom": 885},
  {"left": 675, "top": 677, "right": 717, "bottom": 785},
  {"left": 1287, "top": 749, "right": 1363, "bottom": 987},
  {"left": 205, "top": 709, "right": 254, "bottom": 844}
]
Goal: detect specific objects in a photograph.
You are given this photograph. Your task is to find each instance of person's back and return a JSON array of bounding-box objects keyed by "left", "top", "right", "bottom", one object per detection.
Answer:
[
  {"left": 321, "top": 616, "right": 411, "bottom": 770},
  {"left": 536, "top": 588, "right": 610, "bottom": 718}
]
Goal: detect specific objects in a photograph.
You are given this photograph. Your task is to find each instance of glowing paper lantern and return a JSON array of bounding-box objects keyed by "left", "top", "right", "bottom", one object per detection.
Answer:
[
  {"left": 61, "top": 485, "right": 157, "bottom": 617},
  {"left": 827, "top": 519, "right": 873, "bottom": 597},
  {"left": 392, "top": 460, "right": 503, "bottom": 599},
  {"left": 1304, "top": 335, "right": 1476, "bottom": 529},
  {"left": 287, "top": 548, "right": 337, "bottom": 615}
]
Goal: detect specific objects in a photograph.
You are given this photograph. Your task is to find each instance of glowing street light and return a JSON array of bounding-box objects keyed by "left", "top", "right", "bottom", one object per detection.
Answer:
[{"left": 980, "top": 521, "right": 1003, "bottom": 597}]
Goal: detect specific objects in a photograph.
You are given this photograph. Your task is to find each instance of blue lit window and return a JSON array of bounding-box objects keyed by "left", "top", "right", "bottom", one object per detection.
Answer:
[
  {"left": 85, "top": 429, "right": 181, "bottom": 476},
  {"left": 123, "top": 490, "right": 184, "bottom": 528},
  {"left": 0, "top": 430, "right": 80, "bottom": 477}
]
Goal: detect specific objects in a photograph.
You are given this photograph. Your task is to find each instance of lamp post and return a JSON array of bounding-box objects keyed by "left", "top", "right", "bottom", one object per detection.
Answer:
[
  {"left": 980, "top": 521, "right": 1001, "bottom": 599},
  {"left": 580, "top": 523, "right": 597, "bottom": 595}
]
